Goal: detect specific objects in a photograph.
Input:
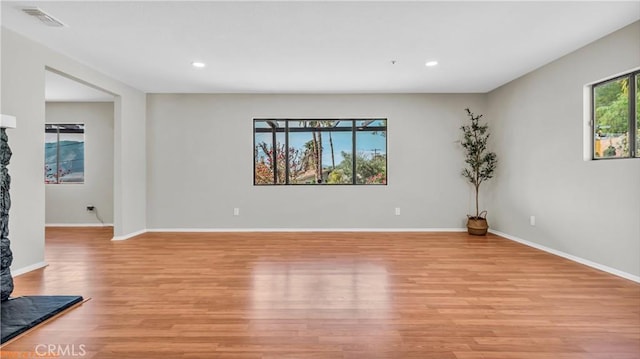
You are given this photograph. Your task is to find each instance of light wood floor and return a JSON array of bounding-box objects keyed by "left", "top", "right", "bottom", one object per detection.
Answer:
[{"left": 2, "top": 228, "right": 639, "bottom": 358}]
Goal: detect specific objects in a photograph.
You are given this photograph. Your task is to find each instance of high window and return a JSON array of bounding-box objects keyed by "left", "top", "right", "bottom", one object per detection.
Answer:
[
  {"left": 254, "top": 119, "right": 387, "bottom": 185},
  {"left": 592, "top": 70, "right": 639, "bottom": 159},
  {"left": 45, "top": 124, "right": 85, "bottom": 183}
]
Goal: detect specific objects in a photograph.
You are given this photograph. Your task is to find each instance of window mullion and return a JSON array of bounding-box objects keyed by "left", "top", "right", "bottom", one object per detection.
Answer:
[
  {"left": 285, "top": 121, "right": 290, "bottom": 184},
  {"left": 56, "top": 129, "right": 60, "bottom": 183},
  {"left": 271, "top": 127, "right": 277, "bottom": 184},
  {"left": 592, "top": 84, "right": 598, "bottom": 159},
  {"left": 630, "top": 72, "right": 637, "bottom": 157},
  {"left": 352, "top": 120, "right": 356, "bottom": 185}
]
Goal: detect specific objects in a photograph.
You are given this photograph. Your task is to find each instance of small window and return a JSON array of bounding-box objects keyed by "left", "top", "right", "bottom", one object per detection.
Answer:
[
  {"left": 592, "top": 70, "right": 639, "bottom": 159},
  {"left": 45, "top": 124, "right": 85, "bottom": 183},
  {"left": 254, "top": 119, "right": 387, "bottom": 185},
  {"left": 636, "top": 73, "right": 640, "bottom": 155}
]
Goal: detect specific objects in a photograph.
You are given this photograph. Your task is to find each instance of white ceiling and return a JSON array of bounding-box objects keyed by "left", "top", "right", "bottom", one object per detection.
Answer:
[
  {"left": 45, "top": 70, "right": 114, "bottom": 102},
  {"left": 2, "top": 1, "right": 639, "bottom": 94}
]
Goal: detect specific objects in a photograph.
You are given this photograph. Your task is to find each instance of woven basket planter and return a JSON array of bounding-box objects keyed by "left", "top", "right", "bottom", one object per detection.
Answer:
[{"left": 467, "top": 211, "right": 488, "bottom": 236}]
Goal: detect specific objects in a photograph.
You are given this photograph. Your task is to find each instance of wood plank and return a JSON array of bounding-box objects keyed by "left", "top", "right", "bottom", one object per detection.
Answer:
[{"left": 1, "top": 228, "right": 638, "bottom": 358}]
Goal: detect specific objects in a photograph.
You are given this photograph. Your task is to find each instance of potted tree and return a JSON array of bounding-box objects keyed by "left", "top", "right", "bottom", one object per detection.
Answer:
[{"left": 460, "top": 108, "right": 497, "bottom": 235}]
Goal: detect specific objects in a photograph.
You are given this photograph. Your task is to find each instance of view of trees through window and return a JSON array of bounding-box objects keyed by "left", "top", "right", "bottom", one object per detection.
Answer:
[
  {"left": 254, "top": 119, "right": 387, "bottom": 185},
  {"left": 593, "top": 70, "right": 639, "bottom": 159},
  {"left": 45, "top": 124, "right": 85, "bottom": 183}
]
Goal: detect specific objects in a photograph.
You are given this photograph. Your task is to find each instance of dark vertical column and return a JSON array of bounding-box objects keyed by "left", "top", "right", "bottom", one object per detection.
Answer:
[
  {"left": 0, "top": 128, "right": 14, "bottom": 301},
  {"left": 629, "top": 74, "right": 637, "bottom": 157},
  {"left": 271, "top": 127, "right": 277, "bottom": 184},
  {"left": 352, "top": 121, "right": 356, "bottom": 184},
  {"left": 284, "top": 121, "right": 289, "bottom": 184}
]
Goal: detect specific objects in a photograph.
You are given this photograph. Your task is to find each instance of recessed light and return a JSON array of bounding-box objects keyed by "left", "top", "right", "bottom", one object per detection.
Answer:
[
  {"left": 192, "top": 62, "right": 206, "bottom": 68},
  {"left": 425, "top": 60, "right": 438, "bottom": 67}
]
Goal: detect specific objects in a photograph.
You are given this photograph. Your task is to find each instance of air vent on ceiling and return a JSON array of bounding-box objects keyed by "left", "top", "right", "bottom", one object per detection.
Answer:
[{"left": 21, "top": 7, "right": 67, "bottom": 27}]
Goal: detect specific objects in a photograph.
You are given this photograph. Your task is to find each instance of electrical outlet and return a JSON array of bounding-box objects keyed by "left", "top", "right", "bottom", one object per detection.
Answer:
[
  {"left": 86, "top": 206, "right": 95, "bottom": 212},
  {"left": 395, "top": 207, "right": 401, "bottom": 216},
  {"left": 530, "top": 215, "right": 535, "bottom": 226},
  {"left": 233, "top": 208, "right": 240, "bottom": 216}
]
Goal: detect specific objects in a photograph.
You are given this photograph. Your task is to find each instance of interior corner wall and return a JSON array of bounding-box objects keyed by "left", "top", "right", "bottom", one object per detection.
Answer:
[
  {"left": 1, "top": 27, "right": 146, "bottom": 273},
  {"left": 146, "top": 93, "right": 486, "bottom": 230},
  {"left": 45, "top": 102, "right": 114, "bottom": 225},
  {"left": 487, "top": 21, "right": 640, "bottom": 277}
]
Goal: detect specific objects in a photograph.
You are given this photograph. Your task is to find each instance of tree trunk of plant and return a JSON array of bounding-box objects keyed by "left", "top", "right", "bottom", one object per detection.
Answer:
[
  {"left": 317, "top": 132, "right": 323, "bottom": 182},
  {"left": 329, "top": 132, "right": 335, "bottom": 169},
  {"left": 311, "top": 131, "right": 320, "bottom": 183},
  {"left": 475, "top": 184, "right": 480, "bottom": 218}
]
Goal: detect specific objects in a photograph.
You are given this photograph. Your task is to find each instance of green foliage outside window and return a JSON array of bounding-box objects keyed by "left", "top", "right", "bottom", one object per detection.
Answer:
[{"left": 593, "top": 71, "right": 639, "bottom": 159}]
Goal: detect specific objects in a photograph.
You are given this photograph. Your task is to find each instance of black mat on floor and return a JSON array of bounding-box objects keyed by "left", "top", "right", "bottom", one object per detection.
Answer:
[{"left": 1, "top": 295, "right": 83, "bottom": 344}]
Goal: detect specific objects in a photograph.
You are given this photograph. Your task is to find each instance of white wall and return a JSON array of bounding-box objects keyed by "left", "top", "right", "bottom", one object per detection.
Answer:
[
  {"left": 45, "top": 102, "right": 114, "bottom": 225},
  {"left": 147, "top": 94, "right": 486, "bottom": 229},
  {"left": 487, "top": 21, "right": 640, "bottom": 277},
  {"left": 1, "top": 28, "right": 146, "bottom": 273}
]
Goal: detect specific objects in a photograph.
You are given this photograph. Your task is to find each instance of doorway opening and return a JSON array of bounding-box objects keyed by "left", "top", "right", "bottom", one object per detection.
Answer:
[{"left": 44, "top": 69, "right": 115, "bottom": 232}]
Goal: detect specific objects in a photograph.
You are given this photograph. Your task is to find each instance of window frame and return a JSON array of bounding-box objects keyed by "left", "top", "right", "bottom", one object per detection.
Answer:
[
  {"left": 253, "top": 118, "right": 388, "bottom": 185},
  {"left": 45, "top": 123, "right": 86, "bottom": 184},
  {"left": 591, "top": 69, "right": 639, "bottom": 160}
]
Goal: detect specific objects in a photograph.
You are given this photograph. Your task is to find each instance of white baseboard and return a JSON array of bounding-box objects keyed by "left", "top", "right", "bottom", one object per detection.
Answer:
[
  {"left": 146, "top": 227, "right": 467, "bottom": 233},
  {"left": 490, "top": 229, "right": 640, "bottom": 283},
  {"left": 112, "top": 227, "right": 465, "bottom": 240},
  {"left": 11, "top": 261, "right": 48, "bottom": 276},
  {"left": 46, "top": 223, "right": 114, "bottom": 227},
  {"left": 111, "top": 229, "right": 147, "bottom": 241}
]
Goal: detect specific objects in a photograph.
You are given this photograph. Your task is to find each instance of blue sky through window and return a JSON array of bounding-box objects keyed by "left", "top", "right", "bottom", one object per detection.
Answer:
[{"left": 255, "top": 123, "right": 386, "bottom": 168}]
